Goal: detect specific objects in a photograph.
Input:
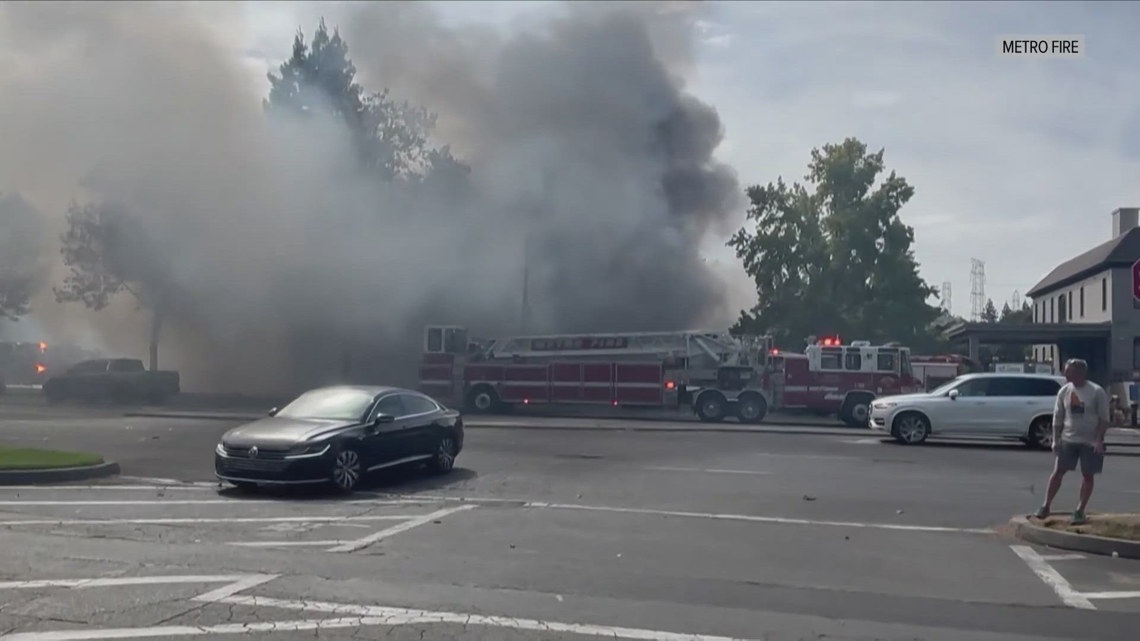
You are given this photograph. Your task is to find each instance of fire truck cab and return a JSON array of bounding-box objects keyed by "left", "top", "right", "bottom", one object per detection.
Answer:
[{"left": 770, "top": 337, "right": 922, "bottom": 427}]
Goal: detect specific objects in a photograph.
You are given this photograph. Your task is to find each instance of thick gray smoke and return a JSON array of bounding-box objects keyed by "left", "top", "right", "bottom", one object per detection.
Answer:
[{"left": 0, "top": 1, "right": 740, "bottom": 394}]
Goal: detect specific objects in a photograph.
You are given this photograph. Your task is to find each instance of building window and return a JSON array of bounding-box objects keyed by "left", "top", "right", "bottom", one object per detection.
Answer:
[
  {"left": 1058, "top": 294, "right": 1067, "bottom": 323},
  {"left": 1080, "top": 286, "right": 1085, "bottom": 317},
  {"left": 1033, "top": 302, "right": 1038, "bottom": 323},
  {"left": 1103, "top": 277, "right": 1108, "bottom": 311},
  {"left": 1134, "top": 338, "right": 1140, "bottom": 370},
  {"left": 1050, "top": 297, "right": 1055, "bottom": 322},
  {"left": 1067, "top": 292, "right": 1072, "bottom": 320}
]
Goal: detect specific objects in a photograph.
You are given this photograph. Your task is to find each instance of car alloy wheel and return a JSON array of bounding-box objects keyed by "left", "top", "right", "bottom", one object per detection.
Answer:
[
  {"left": 895, "top": 415, "right": 929, "bottom": 444},
  {"left": 1029, "top": 418, "right": 1053, "bottom": 450},
  {"left": 433, "top": 435, "right": 457, "bottom": 472},
  {"left": 331, "top": 448, "right": 362, "bottom": 491}
]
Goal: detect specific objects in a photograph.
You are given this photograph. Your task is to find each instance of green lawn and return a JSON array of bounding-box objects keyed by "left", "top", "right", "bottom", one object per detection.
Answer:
[
  {"left": 1040, "top": 513, "right": 1140, "bottom": 541},
  {"left": 0, "top": 446, "right": 104, "bottom": 471}
]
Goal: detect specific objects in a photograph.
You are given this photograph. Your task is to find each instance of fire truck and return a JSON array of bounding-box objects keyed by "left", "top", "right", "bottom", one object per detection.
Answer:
[
  {"left": 768, "top": 338, "right": 924, "bottom": 426},
  {"left": 908, "top": 353, "right": 977, "bottom": 392},
  {"left": 0, "top": 341, "right": 50, "bottom": 390},
  {"left": 418, "top": 326, "right": 922, "bottom": 425}
]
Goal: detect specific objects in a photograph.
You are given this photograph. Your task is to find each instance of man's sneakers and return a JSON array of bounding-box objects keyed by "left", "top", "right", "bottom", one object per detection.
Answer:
[{"left": 1031, "top": 505, "right": 1089, "bottom": 525}]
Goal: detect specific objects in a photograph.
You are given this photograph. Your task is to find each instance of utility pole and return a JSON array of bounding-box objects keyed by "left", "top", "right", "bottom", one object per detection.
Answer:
[{"left": 969, "top": 259, "right": 986, "bottom": 321}]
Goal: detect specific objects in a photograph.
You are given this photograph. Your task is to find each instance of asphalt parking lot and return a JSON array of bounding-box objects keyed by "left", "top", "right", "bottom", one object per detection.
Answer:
[{"left": 3, "top": 402, "right": 1140, "bottom": 639}]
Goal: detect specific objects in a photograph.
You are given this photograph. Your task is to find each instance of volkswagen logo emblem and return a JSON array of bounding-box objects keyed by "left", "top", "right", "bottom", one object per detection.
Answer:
[{"left": 248, "top": 446, "right": 258, "bottom": 458}]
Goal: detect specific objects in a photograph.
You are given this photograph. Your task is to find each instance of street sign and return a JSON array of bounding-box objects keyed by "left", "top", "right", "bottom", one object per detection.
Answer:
[{"left": 1133, "top": 259, "right": 1140, "bottom": 301}]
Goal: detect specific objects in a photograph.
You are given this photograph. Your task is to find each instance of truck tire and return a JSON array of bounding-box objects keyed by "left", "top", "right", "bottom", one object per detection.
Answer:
[
  {"left": 695, "top": 391, "right": 727, "bottom": 423},
  {"left": 840, "top": 393, "right": 873, "bottom": 428},
  {"left": 735, "top": 393, "right": 768, "bottom": 424},
  {"left": 465, "top": 385, "right": 500, "bottom": 414}
]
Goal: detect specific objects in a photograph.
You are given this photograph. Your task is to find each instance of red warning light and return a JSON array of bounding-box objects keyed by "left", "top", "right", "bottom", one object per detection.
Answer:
[
  {"left": 612, "top": 400, "right": 619, "bottom": 406},
  {"left": 770, "top": 348, "right": 780, "bottom": 355},
  {"left": 34, "top": 363, "right": 46, "bottom": 374},
  {"left": 665, "top": 380, "right": 675, "bottom": 390},
  {"left": 523, "top": 398, "right": 530, "bottom": 405},
  {"left": 38, "top": 342, "right": 47, "bottom": 352}
]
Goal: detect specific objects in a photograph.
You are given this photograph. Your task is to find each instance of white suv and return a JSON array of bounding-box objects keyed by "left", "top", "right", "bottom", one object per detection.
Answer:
[{"left": 868, "top": 372, "right": 1065, "bottom": 447}]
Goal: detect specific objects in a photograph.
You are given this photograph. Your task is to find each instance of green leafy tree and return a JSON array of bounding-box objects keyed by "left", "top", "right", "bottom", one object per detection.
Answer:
[
  {"left": 981, "top": 298, "right": 999, "bottom": 323},
  {"left": 729, "top": 138, "right": 940, "bottom": 350},
  {"left": 54, "top": 201, "right": 173, "bottom": 370},
  {"left": 264, "top": 19, "right": 462, "bottom": 182},
  {"left": 0, "top": 192, "right": 46, "bottom": 321}
]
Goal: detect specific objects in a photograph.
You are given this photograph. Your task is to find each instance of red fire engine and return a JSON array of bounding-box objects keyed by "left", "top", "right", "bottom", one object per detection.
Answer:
[
  {"left": 908, "top": 353, "right": 978, "bottom": 392},
  {"left": 768, "top": 338, "right": 924, "bottom": 426},
  {"left": 0, "top": 341, "right": 50, "bottom": 389},
  {"left": 418, "top": 326, "right": 923, "bottom": 425},
  {"left": 418, "top": 325, "right": 775, "bottom": 422}
]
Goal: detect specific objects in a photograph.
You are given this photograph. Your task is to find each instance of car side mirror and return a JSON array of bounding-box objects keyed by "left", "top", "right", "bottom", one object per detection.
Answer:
[
  {"left": 267, "top": 407, "right": 279, "bottom": 416},
  {"left": 948, "top": 389, "right": 959, "bottom": 400},
  {"left": 374, "top": 413, "right": 395, "bottom": 425}
]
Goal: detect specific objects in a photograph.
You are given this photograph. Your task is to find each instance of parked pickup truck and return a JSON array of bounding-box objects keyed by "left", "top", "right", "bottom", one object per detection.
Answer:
[{"left": 43, "top": 358, "right": 180, "bottom": 405}]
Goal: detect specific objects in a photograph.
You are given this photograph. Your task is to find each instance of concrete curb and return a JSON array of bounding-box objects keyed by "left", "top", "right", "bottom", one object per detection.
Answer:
[
  {"left": 0, "top": 461, "right": 121, "bottom": 485},
  {"left": 1009, "top": 515, "right": 1140, "bottom": 560}
]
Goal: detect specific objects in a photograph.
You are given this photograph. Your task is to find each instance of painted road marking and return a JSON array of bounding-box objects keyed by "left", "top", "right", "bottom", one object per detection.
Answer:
[
  {"left": 0, "top": 498, "right": 429, "bottom": 506},
  {"left": 1040, "top": 553, "right": 1086, "bottom": 561},
  {"left": 326, "top": 504, "right": 477, "bottom": 553},
  {"left": 0, "top": 515, "right": 413, "bottom": 526},
  {"left": 0, "top": 575, "right": 274, "bottom": 591},
  {"left": 0, "top": 485, "right": 214, "bottom": 491},
  {"left": 1010, "top": 545, "right": 1095, "bottom": 609},
  {"left": 522, "top": 502, "right": 993, "bottom": 534},
  {"left": 643, "top": 466, "right": 772, "bottom": 475},
  {"left": 843, "top": 438, "right": 883, "bottom": 445}
]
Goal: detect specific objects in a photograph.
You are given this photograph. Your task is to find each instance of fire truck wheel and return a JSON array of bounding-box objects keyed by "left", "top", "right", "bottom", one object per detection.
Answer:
[
  {"left": 695, "top": 392, "right": 727, "bottom": 423},
  {"left": 735, "top": 393, "right": 768, "bottom": 424},
  {"left": 891, "top": 412, "right": 930, "bottom": 445},
  {"left": 840, "top": 395, "right": 873, "bottom": 428},
  {"left": 466, "top": 386, "right": 500, "bottom": 414}
]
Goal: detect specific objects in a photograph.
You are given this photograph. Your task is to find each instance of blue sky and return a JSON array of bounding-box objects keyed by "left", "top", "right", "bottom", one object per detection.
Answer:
[{"left": 238, "top": 0, "right": 1140, "bottom": 318}]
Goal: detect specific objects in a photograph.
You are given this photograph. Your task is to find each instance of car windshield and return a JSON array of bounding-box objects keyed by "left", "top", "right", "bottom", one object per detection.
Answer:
[
  {"left": 275, "top": 388, "right": 375, "bottom": 421},
  {"left": 929, "top": 378, "right": 966, "bottom": 396}
]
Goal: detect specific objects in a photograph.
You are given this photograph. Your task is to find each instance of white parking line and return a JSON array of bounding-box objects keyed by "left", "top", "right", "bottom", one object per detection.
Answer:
[
  {"left": 643, "top": 466, "right": 772, "bottom": 475},
  {"left": 522, "top": 502, "right": 993, "bottom": 534},
  {"left": 1010, "top": 545, "right": 1095, "bottom": 609},
  {"left": 0, "top": 515, "right": 411, "bottom": 526},
  {"left": 0, "top": 485, "right": 214, "bottom": 491},
  {"left": 1040, "top": 553, "right": 1086, "bottom": 561},
  {"left": 0, "top": 575, "right": 268, "bottom": 591},
  {"left": 0, "top": 499, "right": 428, "bottom": 506},
  {"left": 326, "top": 504, "right": 477, "bottom": 553}
]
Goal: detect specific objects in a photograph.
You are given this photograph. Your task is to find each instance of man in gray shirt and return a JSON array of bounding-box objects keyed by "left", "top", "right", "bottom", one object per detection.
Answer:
[{"left": 1033, "top": 358, "right": 1109, "bottom": 525}]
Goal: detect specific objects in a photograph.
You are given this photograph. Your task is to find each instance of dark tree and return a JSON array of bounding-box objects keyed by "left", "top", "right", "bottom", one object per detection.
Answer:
[
  {"left": 54, "top": 201, "right": 172, "bottom": 370},
  {"left": 981, "top": 299, "right": 999, "bottom": 323},
  {"left": 264, "top": 19, "right": 463, "bottom": 182},
  {"left": 729, "top": 138, "right": 940, "bottom": 350}
]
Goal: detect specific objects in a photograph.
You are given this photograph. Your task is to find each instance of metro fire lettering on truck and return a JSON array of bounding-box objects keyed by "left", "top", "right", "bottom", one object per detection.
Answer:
[{"left": 530, "top": 337, "right": 630, "bottom": 351}]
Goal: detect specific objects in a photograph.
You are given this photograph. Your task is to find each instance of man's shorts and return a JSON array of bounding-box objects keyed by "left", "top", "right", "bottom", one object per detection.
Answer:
[{"left": 1058, "top": 440, "right": 1105, "bottom": 475}]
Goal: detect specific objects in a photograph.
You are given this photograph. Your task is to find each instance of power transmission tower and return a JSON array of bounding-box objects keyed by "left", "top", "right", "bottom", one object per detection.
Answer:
[
  {"left": 940, "top": 281, "right": 952, "bottom": 314},
  {"left": 969, "top": 259, "right": 986, "bottom": 321}
]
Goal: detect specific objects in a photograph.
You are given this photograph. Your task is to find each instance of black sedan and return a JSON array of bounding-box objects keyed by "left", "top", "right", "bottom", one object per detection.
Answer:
[{"left": 214, "top": 385, "right": 464, "bottom": 493}]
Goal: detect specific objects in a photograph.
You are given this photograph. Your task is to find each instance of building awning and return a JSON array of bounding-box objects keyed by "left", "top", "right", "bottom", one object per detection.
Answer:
[{"left": 942, "top": 321, "right": 1111, "bottom": 345}]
